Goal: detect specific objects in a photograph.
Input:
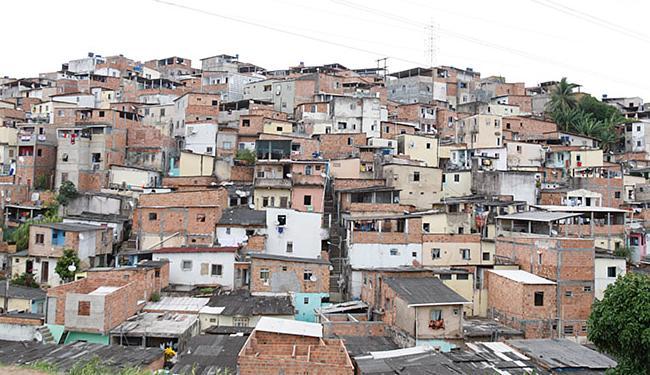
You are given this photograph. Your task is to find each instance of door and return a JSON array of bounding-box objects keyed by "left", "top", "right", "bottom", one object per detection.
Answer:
[
  {"left": 26, "top": 259, "right": 33, "bottom": 274},
  {"left": 41, "top": 261, "right": 49, "bottom": 283}
]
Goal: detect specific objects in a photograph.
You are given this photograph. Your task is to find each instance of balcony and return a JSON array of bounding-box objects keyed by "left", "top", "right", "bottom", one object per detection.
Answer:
[{"left": 254, "top": 178, "right": 292, "bottom": 189}]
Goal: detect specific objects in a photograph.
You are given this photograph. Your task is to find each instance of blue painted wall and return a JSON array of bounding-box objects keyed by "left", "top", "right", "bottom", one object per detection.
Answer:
[{"left": 293, "top": 292, "right": 329, "bottom": 322}]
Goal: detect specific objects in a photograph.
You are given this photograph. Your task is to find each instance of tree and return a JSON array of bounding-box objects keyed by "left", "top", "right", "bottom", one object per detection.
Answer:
[
  {"left": 54, "top": 249, "right": 80, "bottom": 282},
  {"left": 588, "top": 273, "right": 650, "bottom": 374},
  {"left": 11, "top": 215, "right": 61, "bottom": 251},
  {"left": 56, "top": 181, "right": 78, "bottom": 207},
  {"left": 546, "top": 77, "right": 580, "bottom": 114},
  {"left": 235, "top": 149, "right": 256, "bottom": 164}
]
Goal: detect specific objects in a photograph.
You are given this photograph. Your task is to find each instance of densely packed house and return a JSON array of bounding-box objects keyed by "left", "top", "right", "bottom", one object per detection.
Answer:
[{"left": 0, "top": 51, "right": 646, "bottom": 373}]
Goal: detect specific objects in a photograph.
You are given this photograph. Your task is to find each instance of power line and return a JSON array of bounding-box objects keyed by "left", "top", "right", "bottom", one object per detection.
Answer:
[
  {"left": 151, "top": 0, "right": 429, "bottom": 67},
  {"left": 331, "top": 0, "right": 650, "bottom": 92},
  {"left": 530, "top": 0, "right": 650, "bottom": 43}
]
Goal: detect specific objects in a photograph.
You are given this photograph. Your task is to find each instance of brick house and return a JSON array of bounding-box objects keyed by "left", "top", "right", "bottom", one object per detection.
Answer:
[
  {"left": 369, "top": 277, "right": 469, "bottom": 345},
  {"left": 14, "top": 223, "right": 113, "bottom": 287},
  {"left": 237, "top": 317, "right": 354, "bottom": 375},
  {"left": 487, "top": 269, "right": 557, "bottom": 339},
  {"left": 45, "top": 262, "right": 169, "bottom": 345},
  {"left": 132, "top": 189, "right": 228, "bottom": 251},
  {"left": 249, "top": 253, "right": 330, "bottom": 322},
  {"left": 495, "top": 236, "right": 595, "bottom": 340}
]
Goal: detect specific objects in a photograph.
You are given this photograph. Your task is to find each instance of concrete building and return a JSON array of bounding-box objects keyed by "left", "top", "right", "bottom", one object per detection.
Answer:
[{"left": 152, "top": 247, "right": 239, "bottom": 290}]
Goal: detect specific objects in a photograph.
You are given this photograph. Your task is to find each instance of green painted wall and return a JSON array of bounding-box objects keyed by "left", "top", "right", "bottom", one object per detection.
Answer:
[
  {"left": 64, "top": 331, "right": 110, "bottom": 345},
  {"left": 45, "top": 324, "right": 65, "bottom": 344}
]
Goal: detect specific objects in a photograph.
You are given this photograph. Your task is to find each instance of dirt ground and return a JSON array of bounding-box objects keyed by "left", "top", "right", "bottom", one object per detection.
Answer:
[{"left": 0, "top": 365, "right": 49, "bottom": 375}]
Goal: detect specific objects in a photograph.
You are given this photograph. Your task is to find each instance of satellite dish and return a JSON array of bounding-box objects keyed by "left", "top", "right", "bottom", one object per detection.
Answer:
[
  {"left": 320, "top": 173, "right": 327, "bottom": 178},
  {"left": 248, "top": 204, "right": 255, "bottom": 209},
  {"left": 286, "top": 173, "right": 292, "bottom": 178},
  {"left": 309, "top": 275, "right": 318, "bottom": 282}
]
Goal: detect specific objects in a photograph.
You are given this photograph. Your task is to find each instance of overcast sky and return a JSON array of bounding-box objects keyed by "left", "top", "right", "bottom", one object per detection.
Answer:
[{"left": 2, "top": 0, "right": 649, "bottom": 98}]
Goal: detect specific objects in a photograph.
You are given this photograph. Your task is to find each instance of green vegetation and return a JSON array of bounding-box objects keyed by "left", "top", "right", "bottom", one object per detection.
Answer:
[
  {"left": 235, "top": 149, "right": 256, "bottom": 164},
  {"left": 68, "top": 357, "right": 151, "bottom": 375},
  {"left": 150, "top": 292, "right": 161, "bottom": 302},
  {"left": 11, "top": 214, "right": 61, "bottom": 251},
  {"left": 56, "top": 181, "right": 79, "bottom": 207},
  {"left": 588, "top": 273, "right": 650, "bottom": 374},
  {"left": 10, "top": 273, "right": 39, "bottom": 288},
  {"left": 54, "top": 249, "right": 80, "bottom": 282},
  {"left": 34, "top": 175, "right": 49, "bottom": 191},
  {"left": 546, "top": 78, "right": 630, "bottom": 151}
]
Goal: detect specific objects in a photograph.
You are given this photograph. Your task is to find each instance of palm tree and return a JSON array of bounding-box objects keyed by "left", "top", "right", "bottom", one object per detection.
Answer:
[{"left": 546, "top": 77, "right": 580, "bottom": 115}]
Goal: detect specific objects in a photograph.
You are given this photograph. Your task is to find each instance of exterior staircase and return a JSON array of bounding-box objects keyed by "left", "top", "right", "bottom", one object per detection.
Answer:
[{"left": 37, "top": 325, "right": 55, "bottom": 344}]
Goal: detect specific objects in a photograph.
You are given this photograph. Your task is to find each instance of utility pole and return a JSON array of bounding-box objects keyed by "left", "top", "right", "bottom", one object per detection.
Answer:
[{"left": 376, "top": 58, "right": 388, "bottom": 83}]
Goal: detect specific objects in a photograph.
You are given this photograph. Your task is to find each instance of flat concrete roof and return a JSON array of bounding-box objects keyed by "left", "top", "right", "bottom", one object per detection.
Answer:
[
  {"left": 532, "top": 205, "right": 630, "bottom": 214},
  {"left": 110, "top": 312, "right": 198, "bottom": 337},
  {"left": 496, "top": 211, "right": 582, "bottom": 222},
  {"left": 254, "top": 317, "right": 322, "bottom": 338},
  {"left": 489, "top": 270, "right": 556, "bottom": 285}
]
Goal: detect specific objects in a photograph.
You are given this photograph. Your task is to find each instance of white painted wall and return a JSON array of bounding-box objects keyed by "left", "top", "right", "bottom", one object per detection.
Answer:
[
  {"left": 185, "top": 123, "right": 218, "bottom": 156},
  {"left": 153, "top": 251, "right": 236, "bottom": 288},
  {"left": 348, "top": 243, "right": 422, "bottom": 269},
  {"left": 594, "top": 257, "right": 627, "bottom": 300},
  {"left": 265, "top": 208, "right": 322, "bottom": 259}
]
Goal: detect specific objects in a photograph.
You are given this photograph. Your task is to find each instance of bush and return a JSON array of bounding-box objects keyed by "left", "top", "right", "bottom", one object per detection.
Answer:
[
  {"left": 11, "top": 273, "right": 39, "bottom": 288},
  {"left": 235, "top": 149, "right": 256, "bottom": 164},
  {"left": 150, "top": 292, "right": 161, "bottom": 302}
]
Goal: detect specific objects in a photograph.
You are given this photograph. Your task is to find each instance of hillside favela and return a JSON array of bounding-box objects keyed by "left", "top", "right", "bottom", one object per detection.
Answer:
[{"left": 0, "top": 18, "right": 649, "bottom": 375}]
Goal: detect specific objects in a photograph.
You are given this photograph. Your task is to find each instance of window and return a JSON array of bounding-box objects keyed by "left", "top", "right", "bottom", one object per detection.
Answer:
[
  {"left": 534, "top": 291, "right": 544, "bottom": 306},
  {"left": 286, "top": 241, "right": 293, "bottom": 253},
  {"left": 62, "top": 153, "right": 69, "bottom": 162},
  {"left": 607, "top": 266, "right": 617, "bottom": 278},
  {"left": 565, "top": 290, "right": 573, "bottom": 297},
  {"left": 148, "top": 212, "right": 158, "bottom": 221},
  {"left": 182, "top": 260, "right": 192, "bottom": 271},
  {"left": 37, "top": 149, "right": 42, "bottom": 157},
  {"left": 233, "top": 317, "right": 249, "bottom": 327},
  {"left": 209, "top": 318, "right": 217, "bottom": 323},
  {"left": 281, "top": 266, "right": 287, "bottom": 271},
  {"left": 430, "top": 309, "right": 442, "bottom": 320},
  {"left": 303, "top": 195, "right": 312, "bottom": 205},
  {"left": 260, "top": 268, "right": 270, "bottom": 284},
  {"left": 413, "top": 171, "right": 420, "bottom": 182},
  {"left": 426, "top": 143, "right": 431, "bottom": 149},
  {"left": 389, "top": 248, "right": 399, "bottom": 256},
  {"left": 78, "top": 301, "right": 91, "bottom": 316},
  {"left": 584, "top": 285, "right": 592, "bottom": 292},
  {"left": 564, "top": 325, "right": 574, "bottom": 335},
  {"left": 538, "top": 253, "right": 543, "bottom": 265},
  {"left": 347, "top": 137, "right": 353, "bottom": 145},
  {"left": 277, "top": 215, "right": 287, "bottom": 226},
  {"left": 304, "top": 297, "right": 310, "bottom": 304},
  {"left": 196, "top": 214, "right": 206, "bottom": 222},
  {"left": 262, "top": 197, "right": 269, "bottom": 207},
  {"left": 304, "top": 270, "right": 313, "bottom": 281},
  {"left": 460, "top": 248, "right": 471, "bottom": 260},
  {"left": 35, "top": 233, "right": 44, "bottom": 244},
  {"left": 431, "top": 248, "right": 440, "bottom": 259},
  {"left": 305, "top": 165, "right": 312, "bottom": 175},
  {"left": 211, "top": 264, "right": 223, "bottom": 276},
  {"left": 581, "top": 325, "right": 588, "bottom": 333},
  {"left": 454, "top": 174, "right": 460, "bottom": 182},
  {"left": 457, "top": 273, "right": 469, "bottom": 280},
  {"left": 160, "top": 108, "right": 166, "bottom": 117},
  {"left": 98, "top": 110, "right": 105, "bottom": 117},
  {"left": 423, "top": 223, "right": 430, "bottom": 232},
  {"left": 614, "top": 191, "right": 621, "bottom": 199},
  {"left": 206, "top": 147, "right": 213, "bottom": 153},
  {"left": 222, "top": 141, "right": 232, "bottom": 149},
  {"left": 482, "top": 252, "right": 490, "bottom": 261},
  {"left": 576, "top": 154, "right": 581, "bottom": 162}
]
